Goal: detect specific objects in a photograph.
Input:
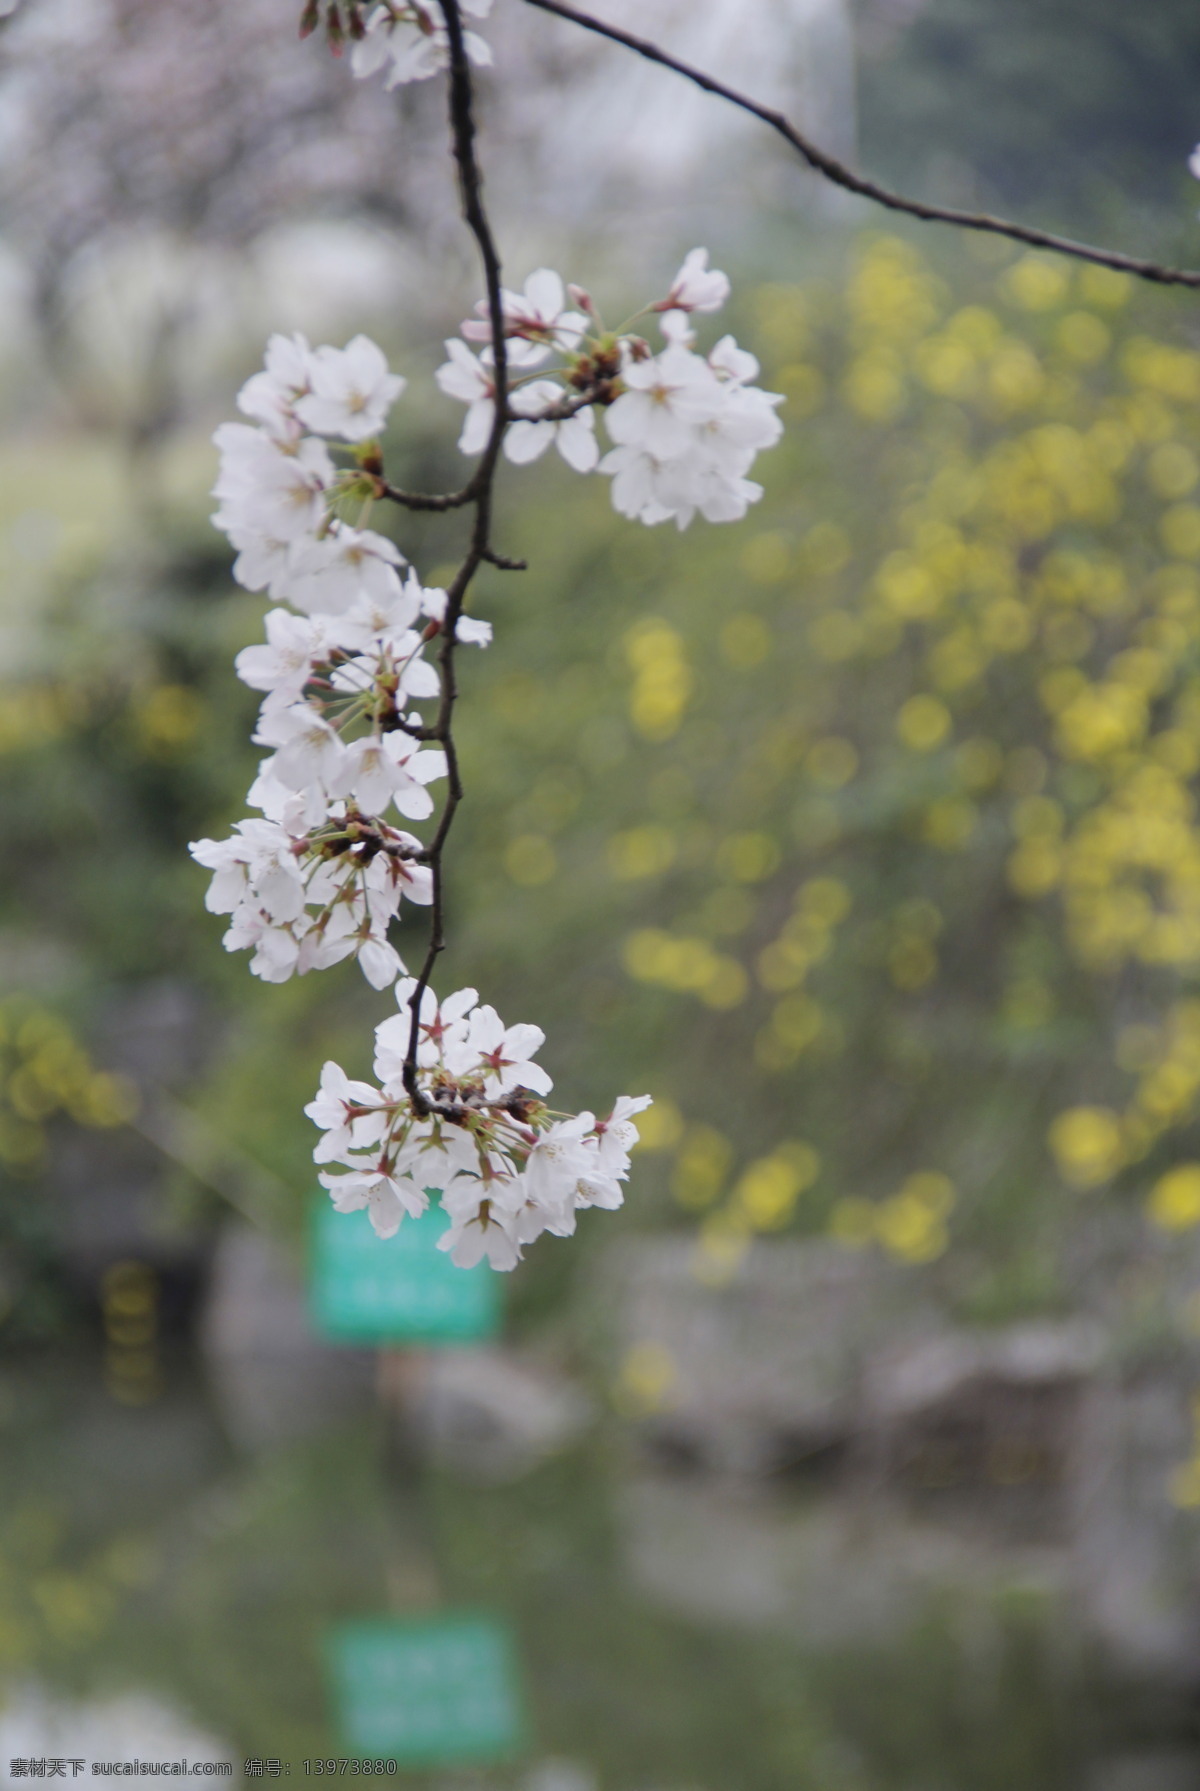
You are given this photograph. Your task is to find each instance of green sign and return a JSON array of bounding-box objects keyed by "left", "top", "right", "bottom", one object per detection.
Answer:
[
  {"left": 309, "top": 1198, "right": 500, "bottom": 1344},
  {"left": 327, "top": 1614, "right": 525, "bottom": 1763}
]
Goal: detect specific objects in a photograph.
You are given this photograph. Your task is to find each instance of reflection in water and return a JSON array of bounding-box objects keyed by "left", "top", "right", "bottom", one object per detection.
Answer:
[{"left": 2, "top": 1221, "right": 1200, "bottom": 1790}]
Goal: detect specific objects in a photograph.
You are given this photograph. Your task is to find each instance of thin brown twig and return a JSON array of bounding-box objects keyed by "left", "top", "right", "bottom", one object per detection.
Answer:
[
  {"left": 522, "top": 0, "right": 1200, "bottom": 292},
  {"left": 381, "top": 480, "right": 477, "bottom": 512},
  {"left": 504, "top": 383, "right": 612, "bottom": 424},
  {"left": 400, "top": 0, "right": 513, "bottom": 1113}
]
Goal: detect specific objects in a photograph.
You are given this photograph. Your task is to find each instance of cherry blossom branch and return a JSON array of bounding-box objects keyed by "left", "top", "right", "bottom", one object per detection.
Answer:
[
  {"left": 399, "top": 0, "right": 513, "bottom": 1117},
  {"left": 197, "top": 6, "right": 707, "bottom": 1268},
  {"left": 521, "top": 0, "right": 1200, "bottom": 292}
]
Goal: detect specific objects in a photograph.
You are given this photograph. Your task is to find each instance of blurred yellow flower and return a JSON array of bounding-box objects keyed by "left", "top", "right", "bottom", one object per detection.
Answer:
[
  {"left": 1149, "top": 1164, "right": 1200, "bottom": 1232},
  {"left": 1048, "top": 1106, "right": 1124, "bottom": 1187},
  {"left": 505, "top": 833, "right": 556, "bottom": 886},
  {"left": 896, "top": 694, "right": 951, "bottom": 752}
]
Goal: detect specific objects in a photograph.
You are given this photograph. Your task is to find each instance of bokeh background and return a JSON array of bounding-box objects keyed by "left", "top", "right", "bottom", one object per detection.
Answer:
[{"left": 4, "top": 0, "right": 1200, "bottom": 1784}]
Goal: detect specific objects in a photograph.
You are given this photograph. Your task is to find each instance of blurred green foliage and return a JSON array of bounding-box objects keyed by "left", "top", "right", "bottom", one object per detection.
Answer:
[{"left": 857, "top": 0, "right": 1200, "bottom": 233}]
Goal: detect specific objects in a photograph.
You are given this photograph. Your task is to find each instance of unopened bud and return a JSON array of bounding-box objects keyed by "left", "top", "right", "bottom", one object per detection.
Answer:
[
  {"left": 504, "top": 1088, "right": 545, "bottom": 1124},
  {"left": 326, "top": 1, "right": 344, "bottom": 53},
  {"left": 347, "top": 1, "right": 366, "bottom": 38},
  {"left": 567, "top": 283, "right": 594, "bottom": 314},
  {"left": 299, "top": 0, "right": 320, "bottom": 35}
]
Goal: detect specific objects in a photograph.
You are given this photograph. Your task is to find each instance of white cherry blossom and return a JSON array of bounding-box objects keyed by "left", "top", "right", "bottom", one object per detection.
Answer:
[
  {"left": 505, "top": 380, "right": 598, "bottom": 472},
  {"left": 597, "top": 327, "right": 782, "bottom": 529},
  {"left": 604, "top": 345, "right": 722, "bottom": 460},
  {"left": 435, "top": 338, "right": 496, "bottom": 454},
  {"left": 235, "top": 609, "right": 330, "bottom": 707},
  {"left": 374, "top": 980, "right": 479, "bottom": 1085},
  {"left": 597, "top": 445, "right": 682, "bottom": 528},
  {"left": 222, "top": 906, "right": 303, "bottom": 984},
  {"left": 294, "top": 336, "right": 407, "bottom": 441},
  {"left": 456, "top": 1003, "right": 553, "bottom": 1097},
  {"left": 225, "top": 527, "right": 296, "bottom": 600},
  {"left": 244, "top": 762, "right": 326, "bottom": 833},
  {"left": 331, "top": 733, "right": 446, "bottom": 821},
  {"left": 350, "top": 1, "right": 493, "bottom": 89},
  {"left": 519, "top": 1114, "right": 600, "bottom": 1236},
  {"left": 659, "top": 247, "right": 731, "bottom": 315},
  {"left": 319, "top": 1162, "right": 427, "bottom": 1238},
  {"left": 213, "top": 426, "right": 335, "bottom": 546},
  {"left": 708, "top": 334, "right": 760, "bottom": 384},
  {"left": 286, "top": 525, "right": 406, "bottom": 616},
  {"left": 461, "top": 268, "right": 588, "bottom": 366},
  {"left": 356, "top": 934, "right": 406, "bottom": 991},
  {"left": 334, "top": 573, "right": 426, "bottom": 651},
  {"left": 392, "top": 1119, "right": 482, "bottom": 1189},
  {"left": 253, "top": 702, "right": 347, "bottom": 796},
  {"left": 437, "top": 1184, "right": 522, "bottom": 1270},
  {"left": 305, "top": 1062, "right": 390, "bottom": 1164},
  {"left": 190, "top": 819, "right": 307, "bottom": 924},
  {"left": 325, "top": 639, "right": 441, "bottom": 709},
  {"left": 236, "top": 332, "right": 314, "bottom": 439}
]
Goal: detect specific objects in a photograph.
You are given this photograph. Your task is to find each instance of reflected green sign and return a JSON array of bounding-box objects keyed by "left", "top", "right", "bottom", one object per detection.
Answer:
[
  {"left": 309, "top": 1198, "right": 500, "bottom": 1344},
  {"left": 327, "top": 1614, "right": 525, "bottom": 1763}
]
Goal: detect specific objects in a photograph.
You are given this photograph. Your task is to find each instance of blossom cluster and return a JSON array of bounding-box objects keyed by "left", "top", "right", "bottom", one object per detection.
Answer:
[
  {"left": 190, "top": 323, "right": 656, "bottom": 1267},
  {"left": 308, "top": 981, "right": 651, "bottom": 1269},
  {"left": 437, "top": 252, "right": 785, "bottom": 530},
  {"left": 191, "top": 250, "right": 775, "bottom": 1264},
  {"left": 190, "top": 333, "right": 482, "bottom": 988}
]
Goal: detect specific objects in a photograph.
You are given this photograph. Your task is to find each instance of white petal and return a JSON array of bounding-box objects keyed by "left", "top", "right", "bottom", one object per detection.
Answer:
[
  {"left": 556, "top": 413, "right": 599, "bottom": 473},
  {"left": 504, "top": 420, "right": 553, "bottom": 465}
]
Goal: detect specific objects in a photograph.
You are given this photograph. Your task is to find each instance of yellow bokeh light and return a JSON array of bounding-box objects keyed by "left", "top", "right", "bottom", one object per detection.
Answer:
[
  {"left": 505, "top": 834, "right": 557, "bottom": 886},
  {"left": 1149, "top": 1164, "right": 1200, "bottom": 1232},
  {"left": 896, "top": 694, "right": 951, "bottom": 752},
  {"left": 1048, "top": 1106, "right": 1123, "bottom": 1188}
]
